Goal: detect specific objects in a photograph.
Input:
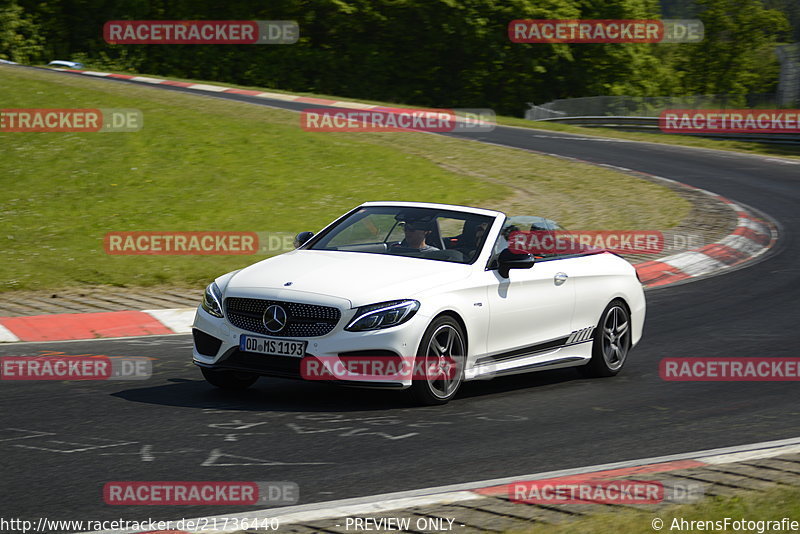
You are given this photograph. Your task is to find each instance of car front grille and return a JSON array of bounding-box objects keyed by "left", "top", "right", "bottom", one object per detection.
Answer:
[
  {"left": 225, "top": 297, "right": 341, "bottom": 337},
  {"left": 221, "top": 350, "right": 303, "bottom": 378}
]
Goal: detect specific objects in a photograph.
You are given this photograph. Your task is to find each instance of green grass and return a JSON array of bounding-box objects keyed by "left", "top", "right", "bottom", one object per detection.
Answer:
[
  {"left": 508, "top": 485, "right": 800, "bottom": 533},
  {"left": 59, "top": 66, "right": 800, "bottom": 160},
  {"left": 1, "top": 66, "right": 688, "bottom": 292}
]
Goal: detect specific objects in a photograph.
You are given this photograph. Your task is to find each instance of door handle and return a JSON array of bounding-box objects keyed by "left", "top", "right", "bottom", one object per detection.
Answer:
[{"left": 554, "top": 272, "right": 568, "bottom": 285}]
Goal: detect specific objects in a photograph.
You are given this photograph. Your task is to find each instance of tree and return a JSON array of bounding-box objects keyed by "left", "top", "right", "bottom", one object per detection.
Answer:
[
  {"left": 672, "top": 0, "right": 791, "bottom": 98},
  {"left": 764, "top": 0, "right": 800, "bottom": 41},
  {"left": 0, "top": 1, "right": 43, "bottom": 63}
]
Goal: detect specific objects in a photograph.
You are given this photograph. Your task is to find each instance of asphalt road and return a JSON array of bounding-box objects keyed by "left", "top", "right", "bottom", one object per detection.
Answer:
[{"left": 2, "top": 70, "right": 799, "bottom": 529}]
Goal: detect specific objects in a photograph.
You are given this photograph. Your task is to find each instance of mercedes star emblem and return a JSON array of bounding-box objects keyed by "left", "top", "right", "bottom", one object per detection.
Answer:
[{"left": 263, "top": 304, "right": 288, "bottom": 333}]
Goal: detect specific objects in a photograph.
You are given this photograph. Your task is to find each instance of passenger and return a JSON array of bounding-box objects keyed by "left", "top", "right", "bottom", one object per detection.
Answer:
[
  {"left": 452, "top": 220, "right": 488, "bottom": 259},
  {"left": 394, "top": 219, "right": 440, "bottom": 251}
]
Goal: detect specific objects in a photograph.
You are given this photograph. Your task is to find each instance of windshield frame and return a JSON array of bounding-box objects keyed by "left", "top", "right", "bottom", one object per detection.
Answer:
[{"left": 302, "top": 204, "right": 498, "bottom": 265}]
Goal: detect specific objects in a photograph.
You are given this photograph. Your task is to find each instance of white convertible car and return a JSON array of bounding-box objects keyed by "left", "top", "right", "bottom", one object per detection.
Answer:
[{"left": 192, "top": 201, "right": 645, "bottom": 404}]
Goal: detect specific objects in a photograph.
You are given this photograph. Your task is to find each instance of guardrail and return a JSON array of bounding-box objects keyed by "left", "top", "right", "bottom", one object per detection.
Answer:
[{"left": 535, "top": 116, "right": 800, "bottom": 145}]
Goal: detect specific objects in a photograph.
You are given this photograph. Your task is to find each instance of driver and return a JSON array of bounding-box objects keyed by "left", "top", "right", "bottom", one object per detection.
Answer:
[{"left": 394, "top": 218, "right": 440, "bottom": 251}]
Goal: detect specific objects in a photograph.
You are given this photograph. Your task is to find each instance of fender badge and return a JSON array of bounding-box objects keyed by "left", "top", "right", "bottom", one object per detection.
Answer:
[{"left": 284, "top": 282, "right": 293, "bottom": 286}]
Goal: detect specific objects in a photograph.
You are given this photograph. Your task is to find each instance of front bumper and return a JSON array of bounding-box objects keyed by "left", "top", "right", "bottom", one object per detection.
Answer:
[{"left": 191, "top": 304, "right": 430, "bottom": 389}]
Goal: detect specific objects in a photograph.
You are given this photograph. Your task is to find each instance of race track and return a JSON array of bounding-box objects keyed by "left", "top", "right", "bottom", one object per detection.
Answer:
[{"left": 1, "top": 71, "right": 798, "bottom": 526}]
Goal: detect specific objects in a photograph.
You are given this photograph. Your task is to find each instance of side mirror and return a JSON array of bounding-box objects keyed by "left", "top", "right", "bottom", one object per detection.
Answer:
[
  {"left": 294, "top": 231, "right": 315, "bottom": 249},
  {"left": 497, "top": 248, "right": 535, "bottom": 278}
]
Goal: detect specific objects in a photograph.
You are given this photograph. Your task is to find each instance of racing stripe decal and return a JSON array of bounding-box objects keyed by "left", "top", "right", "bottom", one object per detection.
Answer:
[
  {"left": 566, "top": 326, "right": 595, "bottom": 344},
  {"left": 477, "top": 328, "right": 595, "bottom": 366}
]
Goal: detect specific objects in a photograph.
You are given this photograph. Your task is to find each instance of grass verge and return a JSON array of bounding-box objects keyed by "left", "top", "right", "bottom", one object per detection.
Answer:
[
  {"left": 54, "top": 66, "right": 800, "bottom": 160},
  {"left": 1, "top": 65, "right": 688, "bottom": 292}
]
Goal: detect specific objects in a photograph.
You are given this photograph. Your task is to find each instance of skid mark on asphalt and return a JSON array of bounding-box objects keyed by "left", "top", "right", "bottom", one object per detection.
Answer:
[
  {"left": 201, "top": 449, "right": 330, "bottom": 467},
  {"left": 0, "top": 427, "right": 333, "bottom": 468}
]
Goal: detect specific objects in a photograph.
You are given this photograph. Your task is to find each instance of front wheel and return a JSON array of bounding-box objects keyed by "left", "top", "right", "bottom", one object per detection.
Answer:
[
  {"left": 580, "top": 300, "right": 631, "bottom": 377},
  {"left": 408, "top": 316, "right": 466, "bottom": 405},
  {"left": 201, "top": 367, "right": 259, "bottom": 390}
]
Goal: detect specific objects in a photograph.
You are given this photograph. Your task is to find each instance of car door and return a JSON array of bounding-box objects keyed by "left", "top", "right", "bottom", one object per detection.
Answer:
[{"left": 483, "top": 254, "right": 577, "bottom": 362}]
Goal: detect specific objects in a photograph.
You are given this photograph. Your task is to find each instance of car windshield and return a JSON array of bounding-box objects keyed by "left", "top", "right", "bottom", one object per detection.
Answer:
[{"left": 308, "top": 206, "right": 495, "bottom": 264}]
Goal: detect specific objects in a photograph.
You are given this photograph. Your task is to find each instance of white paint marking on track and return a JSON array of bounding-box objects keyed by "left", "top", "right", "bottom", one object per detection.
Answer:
[
  {"left": 717, "top": 234, "right": 769, "bottom": 255},
  {"left": 529, "top": 134, "right": 634, "bottom": 142},
  {"left": 254, "top": 92, "right": 301, "bottom": 101},
  {"left": 764, "top": 158, "right": 800, "bottom": 165},
  {"left": 703, "top": 444, "right": 800, "bottom": 465},
  {"left": 0, "top": 323, "right": 20, "bottom": 343},
  {"left": 142, "top": 308, "right": 196, "bottom": 333},
  {"left": 663, "top": 251, "right": 728, "bottom": 276},
  {"left": 737, "top": 217, "right": 771, "bottom": 234},
  {"left": 187, "top": 83, "right": 231, "bottom": 92},
  {"left": 327, "top": 101, "right": 379, "bottom": 109},
  {"left": 130, "top": 76, "right": 165, "bottom": 84}
]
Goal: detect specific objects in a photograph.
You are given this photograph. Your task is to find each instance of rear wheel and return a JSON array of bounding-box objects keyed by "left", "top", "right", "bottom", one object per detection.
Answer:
[
  {"left": 409, "top": 316, "right": 466, "bottom": 405},
  {"left": 201, "top": 367, "right": 259, "bottom": 390},
  {"left": 580, "top": 300, "right": 631, "bottom": 377}
]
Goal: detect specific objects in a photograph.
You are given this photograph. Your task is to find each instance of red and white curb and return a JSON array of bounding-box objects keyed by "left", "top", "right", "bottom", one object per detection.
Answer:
[
  {"left": 0, "top": 308, "right": 194, "bottom": 343},
  {"left": 50, "top": 67, "right": 465, "bottom": 120},
  {"left": 635, "top": 193, "right": 777, "bottom": 287},
  {"left": 88, "top": 435, "right": 800, "bottom": 534}
]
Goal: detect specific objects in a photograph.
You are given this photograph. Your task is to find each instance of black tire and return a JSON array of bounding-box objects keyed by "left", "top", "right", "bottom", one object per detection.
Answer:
[
  {"left": 408, "top": 315, "right": 466, "bottom": 405},
  {"left": 201, "top": 367, "right": 259, "bottom": 390},
  {"left": 579, "top": 300, "right": 632, "bottom": 378}
]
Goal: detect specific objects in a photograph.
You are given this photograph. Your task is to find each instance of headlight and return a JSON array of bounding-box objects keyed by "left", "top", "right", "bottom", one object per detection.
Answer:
[
  {"left": 345, "top": 300, "right": 420, "bottom": 332},
  {"left": 201, "top": 282, "right": 224, "bottom": 318}
]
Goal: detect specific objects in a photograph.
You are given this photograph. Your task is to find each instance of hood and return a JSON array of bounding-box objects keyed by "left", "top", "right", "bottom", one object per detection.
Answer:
[{"left": 225, "top": 250, "right": 472, "bottom": 307}]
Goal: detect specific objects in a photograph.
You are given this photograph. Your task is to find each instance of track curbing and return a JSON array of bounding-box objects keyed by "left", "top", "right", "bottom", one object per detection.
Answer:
[{"left": 85, "top": 436, "right": 800, "bottom": 533}]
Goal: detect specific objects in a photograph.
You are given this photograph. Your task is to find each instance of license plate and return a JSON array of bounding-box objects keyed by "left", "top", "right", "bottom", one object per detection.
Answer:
[{"left": 240, "top": 334, "right": 306, "bottom": 357}]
